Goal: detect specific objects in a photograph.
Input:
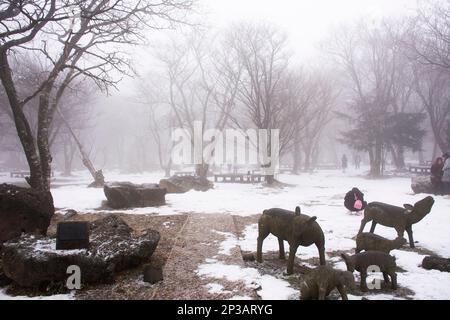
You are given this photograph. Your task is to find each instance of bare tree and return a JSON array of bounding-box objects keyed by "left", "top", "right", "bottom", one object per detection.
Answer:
[
  {"left": 299, "top": 71, "right": 338, "bottom": 172},
  {"left": 0, "top": 0, "right": 195, "bottom": 194},
  {"left": 152, "top": 30, "right": 238, "bottom": 179},
  {"left": 328, "top": 20, "right": 425, "bottom": 176},
  {"left": 224, "top": 23, "right": 293, "bottom": 183},
  {"left": 412, "top": 64, "right": 450, "bottom": 154},
  {"left": 408, "top": 0, "right": 450, "bottom": 70},
  {"left": 405, "top": 0, "right": 450, "bottom": 154}
]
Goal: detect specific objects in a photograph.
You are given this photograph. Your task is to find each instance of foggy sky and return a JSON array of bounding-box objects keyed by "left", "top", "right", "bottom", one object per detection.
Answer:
[{"left": 202, "top": 0, "right": 417, "bottom": 58}]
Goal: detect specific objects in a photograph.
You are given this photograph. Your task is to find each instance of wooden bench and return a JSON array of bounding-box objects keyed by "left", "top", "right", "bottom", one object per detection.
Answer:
[
  {"left": 408, "top": 166, "right": 431, "bottom": 175},
  {"left": 214, "top": 173, "right": 266, "bottom": 183},
  {"left": 10, "top": 171, "right": 30, "bottom": 178},
  {"left": 10, "top": 171, "right": 55, "bottom": 178},
  {"left": 278, "top": 166, "right": 293, "bottom": 174},
  {"left": 315, "top": 164, "right": 340, "bottom": 170},
  {"left": 174, "top": 171, "right": 195, "bottom": 177}
]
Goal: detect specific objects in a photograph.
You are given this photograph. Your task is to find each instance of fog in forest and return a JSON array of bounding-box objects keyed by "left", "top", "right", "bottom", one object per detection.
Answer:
[
  {"left": 0, "top": 0, "right": 446, "bottom": 179},
  {"left": 3, "top": 0, "right": 450, "bottom": 302}
]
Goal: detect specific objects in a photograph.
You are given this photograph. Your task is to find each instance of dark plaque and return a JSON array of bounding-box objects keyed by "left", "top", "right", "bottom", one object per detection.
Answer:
[
  {"left": 143, "top": 265, "right": 163, "bottom": 284},
  {"left": 56, "top": 221, "right": 90, "bottom": 250}
]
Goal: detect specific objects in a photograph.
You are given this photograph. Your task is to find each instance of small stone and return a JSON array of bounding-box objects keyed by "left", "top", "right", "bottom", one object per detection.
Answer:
[
  {"left": 63, "top": 209, "right": 78, "bottom": 220},
  {"left": 242, "top": 253, "right": 255, "bottom": 262},
  {"left": 422, "top": 256, "right": 450, "bottom": 273},
  {"left": 143, "top": 265, "right": 163, "bottom": 284}
]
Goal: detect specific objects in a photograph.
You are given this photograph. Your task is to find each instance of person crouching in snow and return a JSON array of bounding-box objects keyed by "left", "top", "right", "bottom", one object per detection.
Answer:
[{"left": 344, "top": 187, "right": 367, "bottom": 213}]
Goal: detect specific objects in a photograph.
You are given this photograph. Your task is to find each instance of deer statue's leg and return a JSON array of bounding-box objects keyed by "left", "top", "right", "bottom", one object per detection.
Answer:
[
  {"left": 358, "top": 218, "right": 370, "bottom": 235},
  {"left": 317, "top": 244, "right": 326, "bottom": 265},
  {"left": 360, "top": 271, "right": 368, "bottom": 292},
  {"left": 278, "top": 238, "right": 286, "bottom": 260},
  {"left": 286, "top": 243, "right": 299, "bottom": 275},
  {"left": 369, "top": 221, "right": 377, "bottom": 233},
  {"left": 318, "top": 286, "right": 327, "bottom": 300},
  {"left": 383, "top": 272, "right": 391, "bottom": 284},
  {"left": 389, "top": 271, "right": 397, "bottom": 290},
  {"left": 406, "top": 225, "right": 415, "bottom": 248},
  {"left": 337, "top": 284, "right": 348, "bottom": 300},
  {"left": 257, "top": 228, "right": 270, "bottom": 263}
]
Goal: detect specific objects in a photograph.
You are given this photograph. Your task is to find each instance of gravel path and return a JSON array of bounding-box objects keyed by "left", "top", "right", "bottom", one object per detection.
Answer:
[{"left": 152, "top": 213, "right": 258, "bottom": 300}]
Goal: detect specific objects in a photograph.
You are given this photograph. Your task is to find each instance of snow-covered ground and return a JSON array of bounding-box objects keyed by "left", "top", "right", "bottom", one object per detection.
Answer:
[{"left": 1, "top": 168, "right": 450, "bottom": 300}]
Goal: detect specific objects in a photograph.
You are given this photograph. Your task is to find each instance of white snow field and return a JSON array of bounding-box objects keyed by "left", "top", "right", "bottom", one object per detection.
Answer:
[{"left": 1, "top": 168, "right": 449, "bottom": 300}]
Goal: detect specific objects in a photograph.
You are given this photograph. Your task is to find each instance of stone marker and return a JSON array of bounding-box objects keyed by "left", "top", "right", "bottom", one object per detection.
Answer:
[
  {"left": 143, "top": 265, "right": 163, "bottom": 284},
  {"left": 56, "top": 221, "right": 90, "bottom": 250}
]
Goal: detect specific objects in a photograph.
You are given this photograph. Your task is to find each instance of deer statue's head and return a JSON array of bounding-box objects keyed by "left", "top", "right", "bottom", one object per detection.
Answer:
[
  {"left": 404, "top": 196, "right": 435, "bottom": 223},
  {"left": 338, "top": 270, "right": 356, "bottom": 290},
  {"left": 341, "top": 253, "right": 355, "bottom": 272}
]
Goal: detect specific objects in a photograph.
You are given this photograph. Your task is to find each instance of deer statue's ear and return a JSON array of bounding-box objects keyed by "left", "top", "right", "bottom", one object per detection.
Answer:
[
  {"left": 307, "top": 216, "right": 317, "bottom": 223},
  {"left": 295, "top": 206, "right": 301, "bottom": 215},
  {"left": 403, "top": 204, "right": 414, "bottom": 211}
]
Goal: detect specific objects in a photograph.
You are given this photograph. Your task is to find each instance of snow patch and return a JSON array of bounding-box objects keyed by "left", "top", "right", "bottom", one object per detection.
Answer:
[{"left": 197, "top": 262, "right": 298, "bottom": 300}]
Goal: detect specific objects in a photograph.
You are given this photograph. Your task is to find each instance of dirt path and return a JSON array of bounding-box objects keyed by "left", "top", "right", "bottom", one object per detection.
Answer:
[{"left": 152, "top": 213, "right": 258, "bottom": 300}]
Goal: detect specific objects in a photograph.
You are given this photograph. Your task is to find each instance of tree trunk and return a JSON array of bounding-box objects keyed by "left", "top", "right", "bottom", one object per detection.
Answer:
[
  {"left": 369, "top": 144, "right": 382, "bottom": 177},
  {"left": 304, "top": 144, "right": 313, "bottom": 172},
  {"left": 432, "top": 141, "right": 439, "bottom": 160},
  {"left": 390, "top": 145, "right": 406, "bottom": 170},
  {"left": 63, "top": 138, "right": 76, "bottom": 176},
  {"left": 195, "top": 163, "right": 209, "bottom": 179},
  {"left": 164, "top": 158, "right": 172, "bottom": 178},
  {"left": 0, "top": 51, "right": 46, "bottom": 191},
  {"left": 292, "top": 138, "right": 301, "bottom": 175},
  {"left": 37, "top": 86, "right": 54, "bottom": 192},
  {"left": 56, "top": 107, "right": 104, "bottom": 187}
]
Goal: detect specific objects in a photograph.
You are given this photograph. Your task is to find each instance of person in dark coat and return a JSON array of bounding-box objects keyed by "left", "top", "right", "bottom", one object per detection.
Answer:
[
  {"left": 442, "top": 153, "right": 450, "bottom": 193},
  {"left": 430, "top": 156, "right": 444, "bottom": 188},
  {"left": 344, "top": 187, "right": 367, "bottom": 212}
]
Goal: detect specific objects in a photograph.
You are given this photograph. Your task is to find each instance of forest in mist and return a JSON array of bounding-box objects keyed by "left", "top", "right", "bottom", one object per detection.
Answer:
[{"left": 0, "top": 0, "right": 449, "bottom": 184}]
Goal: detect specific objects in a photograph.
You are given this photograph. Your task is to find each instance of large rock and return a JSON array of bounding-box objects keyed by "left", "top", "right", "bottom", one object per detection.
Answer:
[
  {"left": 1, "top": 215, "right": 160, "bottom": 288},
  {"left": 104, "top": 182, "right": 166, "bottom": 209},
  {"left": 0, "top": 183, "right": 54, "bottom": 245},
  {"left": 159, "top": 175, "right": 213, "bottom": 194},
  {"left": 422, "top": 256, "right": 450, "bottom": 273},
  {"left": 411, "top": 176, "right": 443, "bottom": 195}
]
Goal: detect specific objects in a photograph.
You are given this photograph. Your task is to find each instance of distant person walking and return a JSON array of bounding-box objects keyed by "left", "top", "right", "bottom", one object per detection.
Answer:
[
  {"left": 354, "top": 154, "right": 361, "bottom": 169},
  {"left": 341, "top": 154, "right": 348, "bottom": 173}
]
